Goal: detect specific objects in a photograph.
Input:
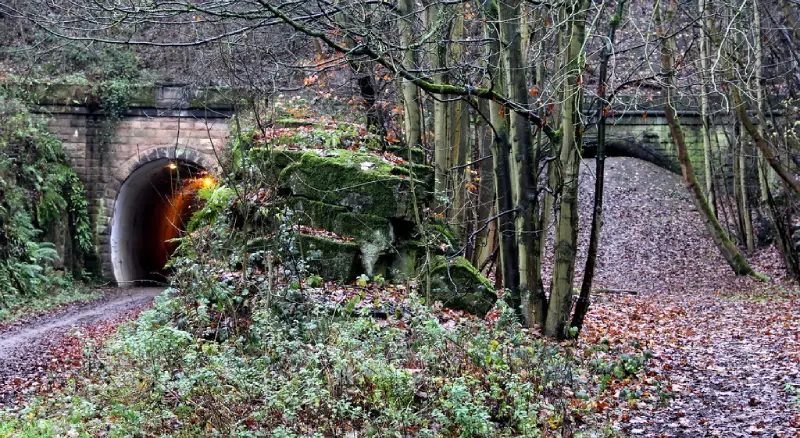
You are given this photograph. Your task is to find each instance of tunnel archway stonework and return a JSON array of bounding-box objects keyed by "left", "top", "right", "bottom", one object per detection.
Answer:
[
  {"left": 108, "top": 147, "right": 216, "bottom": 284},
  {"left": 37, "top": 84, "right": 232, "bottom": 283}
]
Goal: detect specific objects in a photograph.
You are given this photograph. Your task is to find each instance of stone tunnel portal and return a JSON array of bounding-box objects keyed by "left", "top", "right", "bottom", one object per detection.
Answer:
[{"left": 111, "top": 158, "right": 210, "bottom": 285}]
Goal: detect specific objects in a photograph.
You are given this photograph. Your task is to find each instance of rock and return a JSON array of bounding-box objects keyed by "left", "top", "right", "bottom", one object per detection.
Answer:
[
  {"left": 279, "top": 149, "right": 429, "bottom": 222},
  {"left": 334, "top": 212, "right": 394, "bottom": 277},
  {"left": 298, "top": 234, "right": 360, "bottom": 282},
  {"left": 289, "top": 198, "right": 395, "bottom": 276},
  {"left": 389, "top": 242, "right": 421, "bottom": 282},
  {"left": 426, "top": 256, "right": 497, "bottom": 317},
  {"left": 244, "top": 146, "right": 438, "bottom": 283}
]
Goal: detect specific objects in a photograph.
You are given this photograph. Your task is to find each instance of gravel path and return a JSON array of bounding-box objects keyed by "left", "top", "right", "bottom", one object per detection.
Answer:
[{"left": 0, "top": 287, "right": 161, "bottom": 405}]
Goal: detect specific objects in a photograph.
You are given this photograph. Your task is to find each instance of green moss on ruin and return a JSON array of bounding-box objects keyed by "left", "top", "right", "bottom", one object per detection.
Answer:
[
  {"left": 279, "top": 149, "right": 429, "bottom": 221},
  {"left": 427, "top": 255, "right": 496, "bottom": 317},
  {"left": 386, "top": 145, "right": 425, "bottom": 163},
  {"left": 298, "top": 234, "right": 361, "bottom": 282}
]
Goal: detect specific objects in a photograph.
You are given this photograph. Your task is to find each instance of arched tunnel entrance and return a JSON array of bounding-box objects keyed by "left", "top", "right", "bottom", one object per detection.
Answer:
[
  {"left": 111, "top": 158, "right": 211, "bottom": 285},
  {"left": 581, "top": 139, "right": 681, "bottom": 174}
]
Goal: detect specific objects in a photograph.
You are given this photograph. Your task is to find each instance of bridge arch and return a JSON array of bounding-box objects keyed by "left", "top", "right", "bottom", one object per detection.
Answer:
[
  {"left": 108, "top": 146, "right": 217, "bottom": 285},
  {"left": 581, "top": 138, "right": 681, "bottom": 174}
]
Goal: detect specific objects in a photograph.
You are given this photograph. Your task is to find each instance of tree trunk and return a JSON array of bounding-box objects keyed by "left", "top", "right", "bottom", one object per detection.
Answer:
[
  {"left": 498, "top": 0, "right": 545, "bottom": 328},
  {"left": 424, "top": 2, "right": 450, "bottom": 211},
  {"left": 450, "top": 12, "right": 470, "bottom": 230},
  {"left": 738, "top": 124, "right": 755, "bottom": 252},
  {"left": 472, "top": 101, "right": 496, "bottom": 268},
  {"left": 397, "top": 0, "right": 422, "bottom": 151},
  {"left": 765, "top": 182, "right": 800, "bottom": 278},
  {"left": 481, "top": 0, "right": 520, "bottom": 311},
  {"left": 658, "top": 0, "right": 758, "bottom": 278},
  {"left": 753, "top": 0, "right": 770, "bottom": 203},
  {"left": 698, "top": 0, "right": 716, "bottom": 215},
  {"left": 572, "top": 0, "right": 626, "bottom": 337},
  {"left": 545, "top": 0, "right": 587, "bottom": 340}
]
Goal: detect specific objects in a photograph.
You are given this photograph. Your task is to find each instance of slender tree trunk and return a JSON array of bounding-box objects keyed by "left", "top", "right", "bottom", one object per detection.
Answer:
[
  {"left": 538, "top": 8, "right": 557, "bottom": 269},
  {"left": 572, "top": 0, "right": 626, "bottom": 337},
  {"left": 473, "top": 101, "right": 496, "bottom": 268},
  {"left": 765, "top": 182, "right": 800, "bottom": 278},
  {"left": 397, "top": 0, "right": 422, "bottom": 151},
  {"left": 753, "top": 0, "right": 770, "bottom": 203},
  {"left": 481, "top": 1, "right": 520, "bottom": 311},
  {"left": 424, "top": 2, "right": 451, "bottom": 211},
  {"left": 738, "top": 124, "right": 755, "bottom": 251},
  {"left": 450, "top": 12, "right": 469, "bottom": 229},
  {"left": 545, "top": 0, "right": 587, "bottom": 340},
  {"left": 698, "top": 0, "right": 716, "bottom": 215},
  {"left": 498, "top": 0, "right": 545, "bottom": 327},
  {"left": 658, "top": 1, "right": 758, "bottom": 278}
]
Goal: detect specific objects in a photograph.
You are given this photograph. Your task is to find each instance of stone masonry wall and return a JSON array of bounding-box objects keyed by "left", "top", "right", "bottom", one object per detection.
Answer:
[
  {"left": 45, "top": 108, "right": 230, "bottom": 279},
  {"left": 592, "top": 112, "right": 728, "bottom": 187}
]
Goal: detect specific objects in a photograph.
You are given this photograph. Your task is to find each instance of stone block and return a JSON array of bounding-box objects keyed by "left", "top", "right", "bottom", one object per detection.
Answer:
[{"left": 426, "top": 256, "right": 497, "bottom": 317}]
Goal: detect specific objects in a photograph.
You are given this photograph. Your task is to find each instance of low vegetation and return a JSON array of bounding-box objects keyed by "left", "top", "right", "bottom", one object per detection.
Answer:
[
  {"left": 0, "top": 93, "right": 93, "bottom": 316},
  {"left": 0, "top": 126, "right": 657, "bottom": 436}
]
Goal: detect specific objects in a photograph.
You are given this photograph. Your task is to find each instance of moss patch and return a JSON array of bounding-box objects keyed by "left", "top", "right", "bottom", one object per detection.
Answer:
[
  {"left": 279, "top": 150, "right": 429, "bottom": 221},
  {"left": 298, "top": 234, "right": 361, "bottom": 282},
  {"left": 386, "top": 145, "right": 425, "bottom": 164},
  {"left": 426, "top": 256, "right": 496, "bottom": 317}
]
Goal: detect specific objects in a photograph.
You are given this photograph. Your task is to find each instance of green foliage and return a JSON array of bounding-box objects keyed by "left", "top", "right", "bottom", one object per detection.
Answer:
[
  {"left": 587, "top": 340, "right": 652, "bottom": 393},
  {"left": 0, "top": 94, "right": 93, "bottom": 301},
  {"left": 95, "top": 79, "right": 133, "bottom": 123},
  {"left": 0, "top": 125, "right": 644, "bottom": 436},
  {"left": 0, "top": 291, "right": 593, "bottom": 436},
  {"left": 186, "top": 185, "right": 236, "bottom": 232}
]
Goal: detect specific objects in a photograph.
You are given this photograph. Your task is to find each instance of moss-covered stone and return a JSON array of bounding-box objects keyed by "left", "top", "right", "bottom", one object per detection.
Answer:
[
  {"left": 394, "top": 163, "right": 435, "bottom": 189},
  {"left": 389, "top": 242, "right": 421, "bottom": 282},
  {"left": 127, "top": 85, "right": 158, "bottom": 107},
  {"left": 288, "top": 198, "right": 395, "bottom": 276},
  {"left": 279, "top": 150, "right": 429, "bottom": 222},
  {"left": 289, "top": 197, "right": 347, "bottom": 232},
  {"left": 386, "top": 145, "right": 425, "bottom": 164},
  {"left": 335, "top": 212, "right": 394, "bottom": 276},
  {"left": 186, "top": 87, "right": 238, "bottom": 110},
  {"left": 274, "top": 119, "right": 315, "bottom": 128},
  {"left": 249, "top": 148, "right": 310, "bottom": 170},
  {"left": 426, "top": 255, "right": 496, "bottom": 317},
  {"left": 298, "top": 234, "right": 360, "bottom": 282},
  {"left": 425, "top": 219, "right": 459, "bottom": 254}
]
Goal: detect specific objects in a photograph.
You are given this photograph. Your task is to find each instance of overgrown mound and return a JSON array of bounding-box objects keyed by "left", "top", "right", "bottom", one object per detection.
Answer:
[
  {"left": 0, "top": 121, "right": 656, "bottom": 437},
  {"left": 188, "top": 121, "right": 496, "bottom": 316}
]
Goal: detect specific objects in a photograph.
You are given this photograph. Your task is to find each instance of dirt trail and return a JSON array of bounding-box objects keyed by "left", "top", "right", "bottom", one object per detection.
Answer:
[
  {"left": 0, "top": 287, "right": 161, "bottom": 405},
  {"left": 577, "top": 158, "right": 800, "bottom": 435}
]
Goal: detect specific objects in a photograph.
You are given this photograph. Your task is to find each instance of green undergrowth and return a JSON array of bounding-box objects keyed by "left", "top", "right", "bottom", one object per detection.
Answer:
[
  {"left": 0, "top": 284, "right": 100, "bottom": 326},
  {"left": 0, "top": 125, "right": 645, "bottom": 436},
  {"left": 0, "top": 292, "right": 606, "bottom": 437},
  {"left": 0, "top": 93, "right": 94, "bottom": 307}
]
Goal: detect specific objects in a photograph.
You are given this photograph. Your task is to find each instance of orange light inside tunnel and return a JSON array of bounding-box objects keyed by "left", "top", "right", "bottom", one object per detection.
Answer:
[
  {"left": 167, "top": 162, "right": 178, "bottom": 170},
  {"left": 203, "top": 177, "right": 215, "bottom": 188}
]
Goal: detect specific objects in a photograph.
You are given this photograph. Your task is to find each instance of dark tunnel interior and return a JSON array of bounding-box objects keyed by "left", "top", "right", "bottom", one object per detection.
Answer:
[
  {"left": 110, "top": 158, "right": 209, "bottom": 285},
  {"left": 580, "top": 140, "right": 680, "bottom": 174}
]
